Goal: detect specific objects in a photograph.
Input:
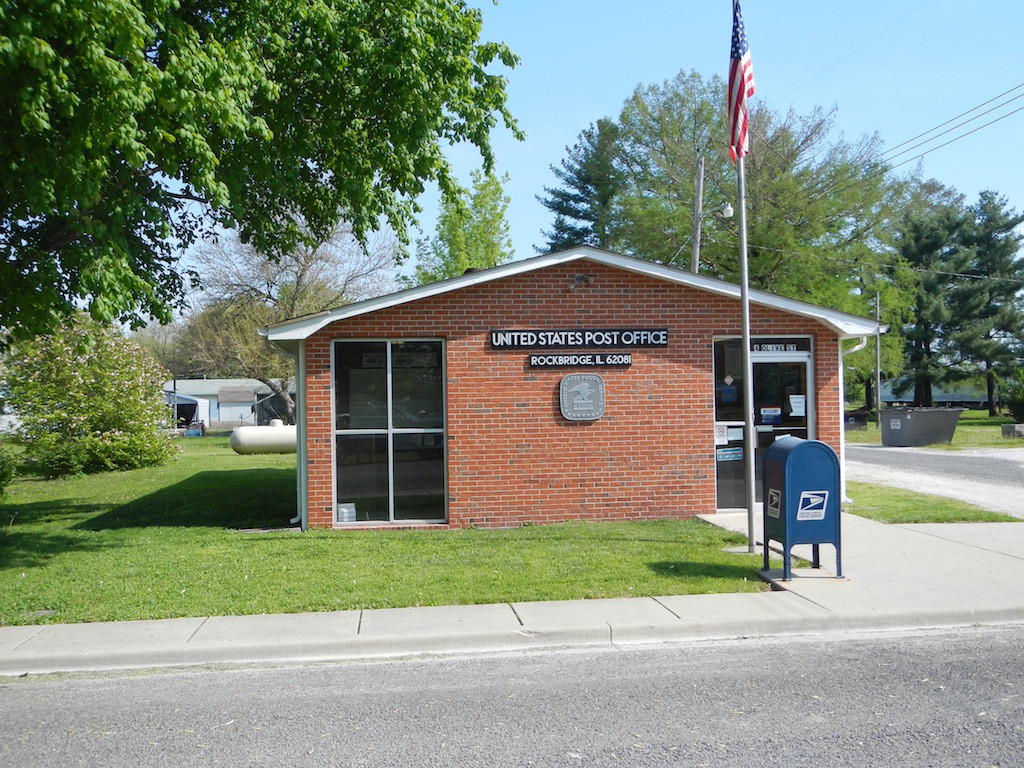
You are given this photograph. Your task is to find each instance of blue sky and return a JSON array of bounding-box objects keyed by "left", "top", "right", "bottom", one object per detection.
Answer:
[{"left": 412, "top": 0, "right": 1024, "bottom": 262}]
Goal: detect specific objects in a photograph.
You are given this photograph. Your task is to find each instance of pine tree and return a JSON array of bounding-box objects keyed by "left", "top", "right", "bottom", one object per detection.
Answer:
[
  {"left": 896, "top": 187, "right": 968, "bottom": 406},
  {"left": 537, "top": 118, "right": 621, "bottom": 252},
  {"left": 946, "top": 191, "right": 1024, "bottom": 414}
]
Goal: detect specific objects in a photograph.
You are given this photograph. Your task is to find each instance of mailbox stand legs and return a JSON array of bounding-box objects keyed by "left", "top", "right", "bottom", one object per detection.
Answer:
[
  {"left": 763, "top": 540, "right": 842, "bottom": 581},
  {"left": 763, "top": 539, "right": 796, "bottom": 581},
  {"left": 810, "top": 544, "right": 844, "bottom": 579}
]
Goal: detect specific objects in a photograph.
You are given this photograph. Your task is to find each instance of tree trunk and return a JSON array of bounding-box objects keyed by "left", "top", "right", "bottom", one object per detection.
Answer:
[
  {"left": 986, "top": 363, "right": 998, "bottom": 417},
  {"left": 864, "top": 378, "right": 874, "bottom": 412},
  {"left": 258, "top": 377, "right": 296, "bottom": 424},
  {"left": 914, "top": 377, "right": 933, "bottom": 407}
]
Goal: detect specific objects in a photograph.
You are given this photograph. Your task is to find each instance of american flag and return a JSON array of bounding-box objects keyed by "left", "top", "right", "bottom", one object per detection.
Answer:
[{"left": 728, "top": 0, "right": 755, "bottom": 161}]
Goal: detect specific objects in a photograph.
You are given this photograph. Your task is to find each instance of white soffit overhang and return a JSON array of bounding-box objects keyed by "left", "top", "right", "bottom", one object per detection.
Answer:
[{"left": 263, "top": 247, "right": 881, "bottom": 343}]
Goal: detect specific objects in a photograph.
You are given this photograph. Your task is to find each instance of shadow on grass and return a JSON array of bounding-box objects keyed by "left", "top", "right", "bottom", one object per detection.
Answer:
[
  {"left": 1, "top": 498, "right": 112, "bottom": 527},
  {"left": 0, "top": 529, "right": 111, "bottom": 569},
  {"left": 0, "top": 469, "right": 295, "bottom": 571},
  {"left": 647, "top": 560, "right": 762, "bottom": 581},
  {"left": 78, "top": 468, "right": 297, "bottom": 530}
]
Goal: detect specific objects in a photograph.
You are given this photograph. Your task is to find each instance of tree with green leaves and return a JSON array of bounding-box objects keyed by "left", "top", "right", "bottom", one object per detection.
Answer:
[
  {"left": 154, "top": 224, "right": 397, "bottom": 420},
  {"left": 842, "top": 279, "right": 916, "bottom": 413},
  {"left": 3, "top": 315, "right": 175, "bottom": 476},
  {"left": 943, "top": 191, "right": 1024, "bottom": 414},
  {"left": 406, "top": 169, "right": 513, "bottom": 285},
  {"left": 611, "top": 69, "right": 904, "bottom": 317},
  {"left": 894, "top": 183, "right": 969, "bottom": 407},
  {"left": 1, "top": 0, "right": 520, "bottom": 347},
  {"left": 537, "top": 118, "right": 621, "bottom": 253}
]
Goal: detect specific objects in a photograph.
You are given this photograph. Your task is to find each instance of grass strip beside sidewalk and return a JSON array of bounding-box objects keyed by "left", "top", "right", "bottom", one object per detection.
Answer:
[
  {"left": 845, "top": 481, "right": 1017, "bottom": 524},
  {"left": 0, "top": 438, "right": 767, "bottom": 626}
]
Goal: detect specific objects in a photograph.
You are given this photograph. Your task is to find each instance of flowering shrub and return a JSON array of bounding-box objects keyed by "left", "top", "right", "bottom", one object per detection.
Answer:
[{"left": 2, "top": 315, "right": 175, "bottom": 477}]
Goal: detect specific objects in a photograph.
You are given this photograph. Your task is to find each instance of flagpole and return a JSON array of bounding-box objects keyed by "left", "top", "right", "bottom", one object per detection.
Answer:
[{"left": 736, "top": 156, "right": 757, "bottom": 553}]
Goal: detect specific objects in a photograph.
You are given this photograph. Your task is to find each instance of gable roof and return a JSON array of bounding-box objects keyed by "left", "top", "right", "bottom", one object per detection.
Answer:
[{"left": 264, "top": 246, "right": 882, "bottom": 344}]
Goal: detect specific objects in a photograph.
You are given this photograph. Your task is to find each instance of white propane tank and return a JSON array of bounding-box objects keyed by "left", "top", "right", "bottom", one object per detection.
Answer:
[{"left": 230, "top": 419, "right": 297, "bottom": 454}]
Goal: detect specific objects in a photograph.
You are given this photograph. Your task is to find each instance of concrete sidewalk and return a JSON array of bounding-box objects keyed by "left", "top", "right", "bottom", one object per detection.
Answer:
[{"left": 3, "top": 511, "right": 1024, "bottom": 677}]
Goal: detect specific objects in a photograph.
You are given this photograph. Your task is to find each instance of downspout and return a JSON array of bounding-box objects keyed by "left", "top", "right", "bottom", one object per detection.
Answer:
[
  {"left": 295, "top": 341, "right": 308, "bottom": 530},
  {"left": 839, "top": 336, "right": 869, "bottom": 504},
  {"left": 262, "top": 333, "right": 307, "bottom": 531}
]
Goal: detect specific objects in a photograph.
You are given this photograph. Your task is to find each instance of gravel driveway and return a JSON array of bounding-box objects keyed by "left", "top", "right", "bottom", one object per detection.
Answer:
[{"left": 845, "top": 444, "right": 1024, "bottom": 518}]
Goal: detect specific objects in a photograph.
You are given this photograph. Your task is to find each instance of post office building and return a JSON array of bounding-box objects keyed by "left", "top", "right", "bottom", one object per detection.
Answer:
[{"left": 265, "top": 247, "right": 879, "bottom": 530}]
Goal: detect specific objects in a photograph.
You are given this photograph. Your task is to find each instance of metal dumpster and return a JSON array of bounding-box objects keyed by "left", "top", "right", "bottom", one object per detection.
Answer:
[{"left": 881, "top": 407, "right": 963, "bottom": 447}]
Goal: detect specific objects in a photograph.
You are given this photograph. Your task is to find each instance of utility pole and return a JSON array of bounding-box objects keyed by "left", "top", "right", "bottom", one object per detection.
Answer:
[
  {"left": 875, "top": 292, "right": 882, "bottom": 424},
  {"left": 691, "top": 154, "right": 705, "bottom": 273}
]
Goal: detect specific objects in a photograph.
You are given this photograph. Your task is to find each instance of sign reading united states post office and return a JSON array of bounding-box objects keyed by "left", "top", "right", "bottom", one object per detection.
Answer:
[{"left": 490, "top": 329, "right": 669, "bottom": 350}]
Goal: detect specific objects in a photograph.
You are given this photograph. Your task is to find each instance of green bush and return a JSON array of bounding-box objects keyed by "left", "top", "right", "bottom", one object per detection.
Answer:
[
  {"left": 1005, "top": 376, "right": 1024, "bottom": 423},
  {"left": 34, "top": 431, "right": 176, "bottom": 478},
  {"left": 0, "top": 447, "right": 15, "bottom": 495},
  {"left": 2, "top": 315, "right": 175, "bottom": 477}
]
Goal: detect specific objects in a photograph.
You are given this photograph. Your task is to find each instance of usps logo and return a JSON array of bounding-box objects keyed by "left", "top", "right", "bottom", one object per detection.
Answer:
[
  {"left": 796, "top": 490, "right": 829, "bottom": 521},
  {"left": 766, "top": 488, "right": 781, "bottom": 519}
]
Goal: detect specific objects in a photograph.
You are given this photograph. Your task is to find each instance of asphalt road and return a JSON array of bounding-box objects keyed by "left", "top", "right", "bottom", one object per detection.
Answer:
[
  {"left": 847, "top": 445, "right": 1024, "bottom": 488},
  {"left": 846, "top": 445, "right": 1024, "bottom": 517},
  {"left": 2, "top": 625, "right": 1023, "bottom": 767}
]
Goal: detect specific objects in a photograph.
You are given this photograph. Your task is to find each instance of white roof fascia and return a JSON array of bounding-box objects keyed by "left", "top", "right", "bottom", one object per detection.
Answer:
[
  {"left": 265, "top": 249, "right": 598, "bottom": 342},
  {"left": 265, "top": 247, "right": 880, "bottom": 342},
  {"left": 582, "top": 249, "right": 880, "bottom": 338}
]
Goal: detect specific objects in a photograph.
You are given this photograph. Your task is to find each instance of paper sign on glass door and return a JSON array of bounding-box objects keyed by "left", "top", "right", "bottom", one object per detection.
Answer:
[{"left": 789, "top": 394, "right": 806, "bottom": 417}]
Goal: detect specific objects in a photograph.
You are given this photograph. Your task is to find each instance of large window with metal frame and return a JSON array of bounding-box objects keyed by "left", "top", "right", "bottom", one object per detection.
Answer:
[{"left": 333, "top": 340, "right": 446, "bottom": 524}]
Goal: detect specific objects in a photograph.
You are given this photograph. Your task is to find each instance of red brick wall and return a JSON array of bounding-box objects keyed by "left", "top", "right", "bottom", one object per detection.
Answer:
[{"left": 302, "top": 260, "right": 842, "bottom": 528}]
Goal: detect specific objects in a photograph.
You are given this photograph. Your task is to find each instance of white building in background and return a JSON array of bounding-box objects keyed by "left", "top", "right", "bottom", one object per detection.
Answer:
[
  {"left": 0, "top": 413, "right": 17, "bottom": 434},
  {"left": 880, "top": 379, "right": 991, "bottom": 408},
  {"left": 162, "top": 379, "right": 294, "bottom": 426},
  {"left": 162, "top": 389, "right": 211, "bottom": 428}
]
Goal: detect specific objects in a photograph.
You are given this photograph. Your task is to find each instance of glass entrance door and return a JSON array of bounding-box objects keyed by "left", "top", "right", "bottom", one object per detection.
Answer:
[{"left": 713, "top": 339, "right": 812, "bottom": 509}]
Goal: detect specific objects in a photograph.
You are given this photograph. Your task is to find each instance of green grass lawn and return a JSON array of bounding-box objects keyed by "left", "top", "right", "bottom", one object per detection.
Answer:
[
  {"left": 845, "top": 481, "right": 1017, "bottom": 524},
  {"left": 846, "top": 409, "right": 1020, "bottom": 449},
  {"left": 0, "top": 437, "right": 768, "bottom": 626}
]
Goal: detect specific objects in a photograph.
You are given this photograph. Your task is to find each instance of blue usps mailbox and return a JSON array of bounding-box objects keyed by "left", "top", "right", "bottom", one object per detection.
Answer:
[{"left": 762, "top": 436, "right": 842, "bottom": 581}]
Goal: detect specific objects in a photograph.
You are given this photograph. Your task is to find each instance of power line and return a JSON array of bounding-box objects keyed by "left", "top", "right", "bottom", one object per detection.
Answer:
[
  {"left": 736, "top": 239, "right": 1024, "bottom": 286},
  {"left": 778, "top": 0, "right": 935, "bottom": 101},
  {"left": 744, "top": 69, "right": 1024, "bottom": 215},
  {"left": 881, "top": 81, "right": 1024, "bottom": 157},
  {"left": 753, "top": 86, "right": 1024, "bottom": 217},
  {"left": 807, "top": 100, "right": 1024, "bottom": 206},
  {"left": 886, "top": 102, "right": 1024, "bottom": 171},
  {"left": 882, "top": 89, "right": 1024, "bottom": 163}
]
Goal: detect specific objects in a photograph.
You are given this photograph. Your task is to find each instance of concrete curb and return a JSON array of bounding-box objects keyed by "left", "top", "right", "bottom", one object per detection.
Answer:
[
  {"left": 5, "top": 511, "right": 1024, "bottom": 677},
  {"left": 5, "top": 596, "right": 1024, "bottom": 678}
]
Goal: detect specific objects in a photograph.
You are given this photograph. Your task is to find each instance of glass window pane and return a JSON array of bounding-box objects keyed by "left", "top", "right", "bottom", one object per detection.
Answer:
[
  {"left": 391, "top": 341, "right": 444, "bottom": 429},
  {"left": 713, "top": 339, "right": 744, "bottom": 422},
  {"left": 334, "top": 342, "right": 388, "bottom": 430},
  {"left": 393, "top": 433, "right": 445, "bottom": 521},
  {"left": 715, "top": 428, "right": 748, "bottom": 508},
  {"left": 336, "top": 435, "right": 389, "bottom": 522}
]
